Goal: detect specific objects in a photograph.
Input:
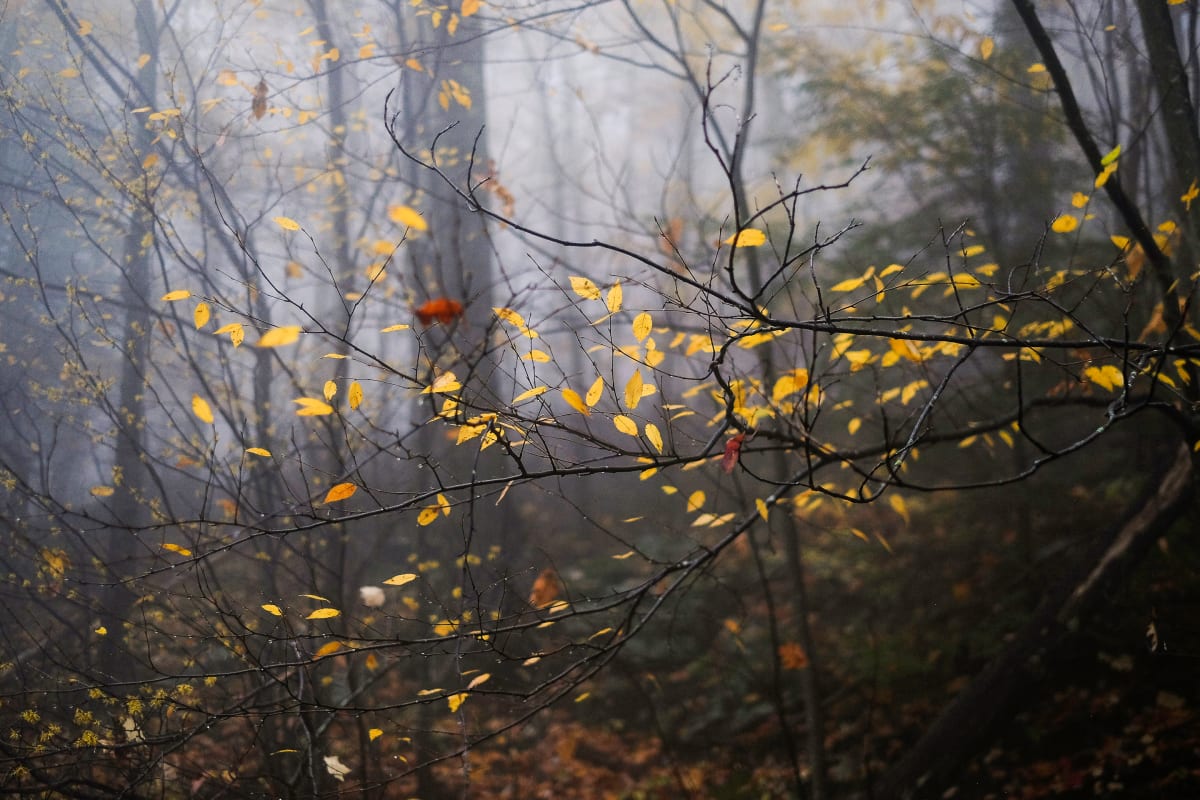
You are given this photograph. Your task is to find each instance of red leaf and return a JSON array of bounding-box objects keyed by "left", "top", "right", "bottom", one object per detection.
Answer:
[
  {"left": 415, "top": 297, "right": 464, "bottom": 327},
  {"left": 721, "top": 433, "right": 745, "bottom": 473}
]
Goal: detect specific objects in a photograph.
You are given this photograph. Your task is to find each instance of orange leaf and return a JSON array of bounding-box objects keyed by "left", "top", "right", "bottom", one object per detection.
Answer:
[
  {"left": 323, "top": 482, "right": 357, "bottom": 504},
  {"left": 415, "top": 297, "right": 464, "bottom": 326},
  {"left": 528, "top": 567, "right": 561, "bottom": 608},
  {"left": 778, "top": 642, "right": 809, "bottom": 670},
  {"left": 314, "top": 641, "right": 345, "bottom": 659}
]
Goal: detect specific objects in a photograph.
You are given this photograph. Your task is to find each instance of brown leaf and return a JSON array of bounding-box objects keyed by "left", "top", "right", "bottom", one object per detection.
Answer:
[{"left": 251, "top": 79, "right": 268, "bottom": 120}]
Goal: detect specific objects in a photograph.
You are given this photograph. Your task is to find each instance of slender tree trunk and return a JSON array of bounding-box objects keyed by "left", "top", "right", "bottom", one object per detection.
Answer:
[{"left": 99, "top": 0, "right": 159, "bottom": 685}]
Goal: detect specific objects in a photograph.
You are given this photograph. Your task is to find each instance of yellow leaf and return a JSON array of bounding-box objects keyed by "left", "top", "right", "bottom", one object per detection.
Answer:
[
  {"left": 523, "top": 349, "right": 550, "bottom": 362},
  {"left": 294, "top": 397, "right": 334, "bottom": 416},
  {"left": 161, "top": 542, "right": 192, "bottom": 557},
  {"left": 417, "top": 506, "right": 439, "bottom": 526},
  {"left": 962, "top": 244, "right": 985, "bottom": 258},
  {"left": 387, "top": 204, "right": 428, "bottom": 231},
  {"left": 570, "top": 276, "right": 601, "bottom": 300},
  {"left": 830, "top": 276, "right": 865, "bottom": 292},
  {"left": 724, "top": 228, "right": 766, "bottom": 247},
  {"left": 59, "top": 67, "right": 80, "bottom": 78},
  {"left": 847, "top": 417, "right": 861, "bottom": 435},
  {"left": 632, "top": 312, "right": 653, "bottom": 341},
  {"left": 323, "top": 380, "right": 337, "bottom": 401},
  {"left": 562, "top": 388, "right": 590, "bottom": 415},
  {"left": 889, "top": 338, "right": 923, "bottom": 362},
  {"left": 772, "top": 370, "right": 808, "bottom": 402},
  {"left": 91, "top": 485, "right": 115, "bottom": 497},
  {"left": 624, "top": 370, "right": 644, "bottom": 410},
  {"left": 358, "top": 43, "right": 376, "bottom": 59},
  {"left": 192, "top": 394, "right": 215, "bottom": 424},
  {"left": 369, "top": 728, "right": 383, "bottom": 742},
  {"left": 606, "top": 281, "right": 623, "bottom": 313},
  {"left": 273, "top": 216, "right": 301, "bottom": 231},
  {"left": 466, "top": 672, "right": 491, "bottom": 689},
  {"left": 888, "top": 494, "right": 910, "bottom": 524},
  {"left": 512, "top": 385, "right": 548, "bottom": 404},
  {"left": 1085, "top": 364, "right": 1123, "bottom": 392},
  {"left": 422, "top": 372, "right": 462, "bottom": 394},
  {"left": 246, "top": 447, "right": 272, "bottom": 457},
  {"left": 161, "top": 289, "right": 191, "bottom": 301},
  {"left": 314, "top": 641, "right": 345, "bottom": 658},
  {"left": 755, "top": 497, "right": 769, "bottom": 522},
  {"left": 462, "top": 0, "right": 481, "bottom": 15},
  {"left": 494, "top": 306, "right": 526, "bottom": 327},
  {"left": 216, "top": 322, "right": 245, "bottom": 347},
  {"left": 306, "top": 608, "right": 340, "bottom": 620},
  {"left": 980, "top": 36, "right": 994, "bottom": 60},
  {"left": 381, "top": 323, "right": 410, "bottom": 332},
  {"left": 348, "top": 381, "right": 363, "bottom": 410},
  {"left": 193, "top": 302, "right": 210, "bottom": 329},
  {"left": 1027, "top": 63, "right": 1046, "bottom": 73},
  {"left": 645, "top": 423, "right": 663, "bottom": 453},
  {"left": 405, "top": 57, "right": 423, "bottom": 72},
  {"left": 447, "top": 692, "right": 468, "bottom": 712},
  {"left": 686, "top": 490, "right": 705, "bottom": 513},
  {"left": 585, "top": 376, "right": 604, "bottom": 407},
  {"left": 613, "top": 415, "right": 638, "bottom": 435},
  {"left": 262, "top": 604, "right": 284, "bottom": 616},
  {"left": 323, "top": 482, "right": 357, "bottom": 503},
  {"left": 77, "top": 19, "right": 93, "bottom": 35},
  {"left": 257, "top": 325, "right": 302, "bottom": 347},
  {"left": 95, "top": 626, "right": 107, "bottom": 635},
  {"left": 1071, "top": 192, "right": 1089, "bottom": 208},
  {"left": 1051, "top": 215, "right": 1078, "bottom": 233},
  {"left": 1095, "top": 162, "right": 1118, "bottom": 188},
  {"left": 1101, "top": 144, "right": 1121, "bottom": 166},
  {"left": 384, "top": 573, "right": 418, "bottom": 586}
]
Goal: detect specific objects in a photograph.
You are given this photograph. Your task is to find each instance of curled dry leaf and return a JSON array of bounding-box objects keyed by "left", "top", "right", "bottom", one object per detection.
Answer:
[
  {"left": 323, "top": 755, "right": 350, "bottom": 782},
  {"left": 251, "top": 79, "right": 268, "bottom": 120}
]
